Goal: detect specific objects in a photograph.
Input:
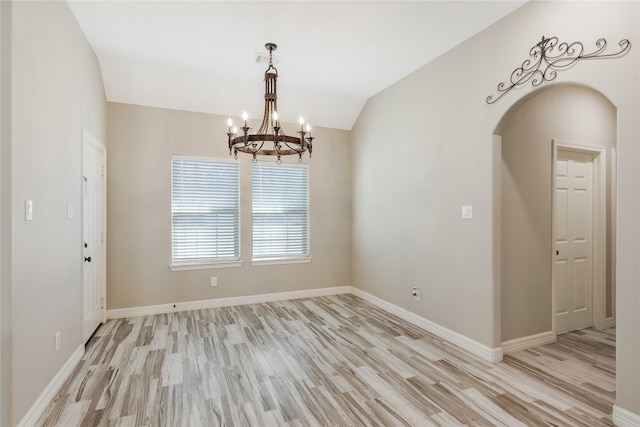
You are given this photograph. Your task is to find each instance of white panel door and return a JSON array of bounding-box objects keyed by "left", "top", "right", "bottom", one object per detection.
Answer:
[
  {"left": 83, "top": 133, "right": 106, "bottom": 343},
  {"left": 555, "top": 150, "right": 593, "bottom": 334}
]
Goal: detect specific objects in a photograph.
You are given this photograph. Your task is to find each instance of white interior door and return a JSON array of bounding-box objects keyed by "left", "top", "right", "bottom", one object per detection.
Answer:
[
  {"left": 83, "top": 131, "right": 106, "bottom": 343},
  {"left": 555, "top": 149, "right": 593, "bottom": 334}
]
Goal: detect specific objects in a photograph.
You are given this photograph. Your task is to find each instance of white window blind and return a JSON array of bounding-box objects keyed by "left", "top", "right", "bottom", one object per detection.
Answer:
[
  {"left": 252, "top": 164, "right": 309, "bottom": 259},
  {"left": 171, "top": 157, "right": 240, "bottom": 264}
]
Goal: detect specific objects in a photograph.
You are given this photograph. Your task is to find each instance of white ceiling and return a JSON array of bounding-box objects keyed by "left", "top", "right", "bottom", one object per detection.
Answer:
[{"left": 67, "top": 1, "right": 526, "bottom": 130}]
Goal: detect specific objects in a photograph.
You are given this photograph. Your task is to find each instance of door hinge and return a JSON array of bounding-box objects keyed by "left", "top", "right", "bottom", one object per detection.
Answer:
[
  {"left": 101, "top": 232, "right": 104, "bottom": 243},
  {"left": 101, "top": 166, "right": 105, "bottom": 177}
]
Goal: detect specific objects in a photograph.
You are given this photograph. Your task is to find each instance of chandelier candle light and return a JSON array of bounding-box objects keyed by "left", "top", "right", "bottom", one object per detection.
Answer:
[{"left": 227, "top": 43, "right": 314, "bottom": 164}]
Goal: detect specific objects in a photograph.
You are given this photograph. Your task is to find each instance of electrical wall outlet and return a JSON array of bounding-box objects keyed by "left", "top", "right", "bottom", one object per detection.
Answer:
[
  {"left": 54, "top": 332, "right": 61, "bottom": 352},
  {"left": 210, "top": 277, "right": 218, "bottom": 287},
  {"left": 411, "top": 287, "right": 421, "bottom": 301}
]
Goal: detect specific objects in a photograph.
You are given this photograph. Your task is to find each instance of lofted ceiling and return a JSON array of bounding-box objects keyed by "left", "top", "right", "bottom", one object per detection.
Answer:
[{"left": 66, "top": 1, "right": 526, "bottom": 131}]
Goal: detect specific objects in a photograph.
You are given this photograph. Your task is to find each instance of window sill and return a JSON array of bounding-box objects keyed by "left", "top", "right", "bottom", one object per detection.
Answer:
[
  {"left": 169, "top": 260, "right": 243, "bottom": 271},
  {"left": 251, "top": 257, "right": 312, "bottom": 267}
]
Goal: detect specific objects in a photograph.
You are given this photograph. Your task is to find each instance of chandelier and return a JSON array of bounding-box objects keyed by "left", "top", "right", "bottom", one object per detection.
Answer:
[{"left": 226, "top": 43, "right": 313, "bottom": 164}]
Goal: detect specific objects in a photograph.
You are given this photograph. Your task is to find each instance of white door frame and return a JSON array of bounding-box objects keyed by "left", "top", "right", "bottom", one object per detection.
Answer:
[
  {"left": 552, "top": 140, "right": 607, "bottom": 334},
  {"left": 82, "top": 129, "right": 107, "bottom": 339},
  {"left": 608, "top": 148, "right": 617, "bottom": 329}
]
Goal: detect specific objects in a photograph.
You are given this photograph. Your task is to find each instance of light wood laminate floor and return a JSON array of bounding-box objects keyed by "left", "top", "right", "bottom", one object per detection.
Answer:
[{"left": 37, "top": 294, "right": 616, "bottom": 426}]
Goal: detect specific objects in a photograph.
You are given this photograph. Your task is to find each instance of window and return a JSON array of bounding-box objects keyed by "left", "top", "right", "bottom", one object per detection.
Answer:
[
  {"left": 171, "top": 157, "right": 240, "bottom": 268},
  {"left": 252, "top": 163, "right": 309, "bottom": 261}
]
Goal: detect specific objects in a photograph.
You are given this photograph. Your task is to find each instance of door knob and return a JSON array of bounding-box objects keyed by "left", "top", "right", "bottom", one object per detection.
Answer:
[{"left": 84, "top": 256, "right": 92, "bottom": 262}]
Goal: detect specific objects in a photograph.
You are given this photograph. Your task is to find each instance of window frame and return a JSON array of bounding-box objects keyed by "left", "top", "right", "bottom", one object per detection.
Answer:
[
  {"left": 250, "top": 161, "right": 311, "bottom": 265},
  {"left": 169, "top": 155, "right": 242, "bottom": 271}
]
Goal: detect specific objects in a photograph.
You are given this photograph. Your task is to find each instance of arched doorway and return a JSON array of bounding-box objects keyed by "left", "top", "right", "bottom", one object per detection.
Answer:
[{"left": 495, "top": 84, "right": 617, "bottom": 350}]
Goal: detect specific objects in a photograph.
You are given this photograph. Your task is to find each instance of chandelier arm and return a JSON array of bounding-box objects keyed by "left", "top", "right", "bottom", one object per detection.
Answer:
[
  {"left": 282, "top": 139, "right": 305, "bottom": 153},
  {"left": 246, "top": 140, "right": 263, "bottom": 154}
]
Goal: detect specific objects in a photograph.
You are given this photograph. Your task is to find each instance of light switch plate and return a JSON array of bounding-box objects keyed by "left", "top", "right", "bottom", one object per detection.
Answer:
[
  {"left": 462, "top": 205, "right": 474, "bottom": 219},
  {"left": 67, "top": 203, "right": 74, "bottom": 219},
  {"left": 25, "top": 200, "right": 33, "bottom": 221}
]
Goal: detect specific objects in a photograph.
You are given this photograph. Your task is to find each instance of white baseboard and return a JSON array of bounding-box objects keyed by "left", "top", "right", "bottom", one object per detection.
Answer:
[
  {"left": 349, "top": 288, "right": 503, "bottom": 363},
  {"left": 605, "top": 316, "right": 616, "bottom": 329},
  {"left": 613, "top": 404, "right": 640, "bottom": 427},
  {"left": 17, "top": 344, "right": 84, "bottom": 427},
  {"left": 502, "top": 330, "right": 556, "bottom": 355},
  {"left": 107, "top": 286, "right": 352, "bottom": 319}
]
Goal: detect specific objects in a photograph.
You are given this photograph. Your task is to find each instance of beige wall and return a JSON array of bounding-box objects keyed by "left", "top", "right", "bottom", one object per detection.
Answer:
[
  {"left": 0, "top": 2, "right": 11, "bottom": 425},
  {"left": 106, "top": 103, "right": 352, "bottom": 309},
  {"left": 9, "top": 1, "right": 107, "bottom": 424},
  {"left": 499, "top": 85, "right": 616, "bottom": 341},
  {"left": 351, "top": 0, "right": 639, "bottom": 416}
]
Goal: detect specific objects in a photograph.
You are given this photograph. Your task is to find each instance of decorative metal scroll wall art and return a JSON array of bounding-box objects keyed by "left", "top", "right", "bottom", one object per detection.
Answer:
[{"left": 486, "top": 36, "right": 631, "bottom": 104}]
